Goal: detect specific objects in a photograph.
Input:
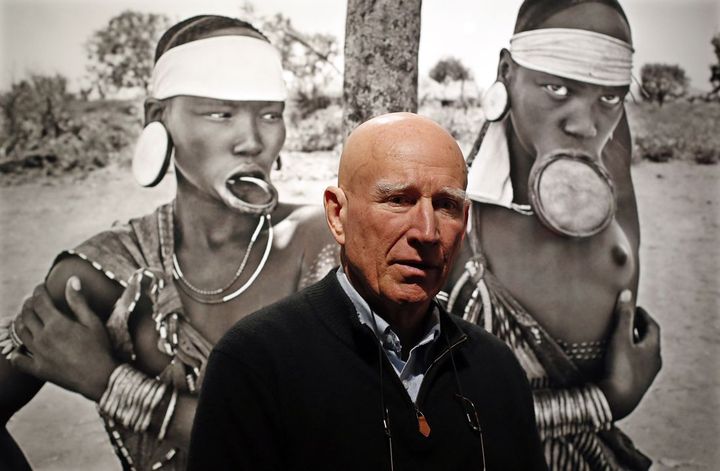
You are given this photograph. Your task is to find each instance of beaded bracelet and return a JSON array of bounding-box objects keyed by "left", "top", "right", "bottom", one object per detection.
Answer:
[
  {"left": 534, "top": 385, "right": 613, "bottom": 439},
  {"left": 158, "top": 388, "right": 178, "bottom": 441},
  {"left": 98, "top": 364, "right": 167, "bottom": 434}
]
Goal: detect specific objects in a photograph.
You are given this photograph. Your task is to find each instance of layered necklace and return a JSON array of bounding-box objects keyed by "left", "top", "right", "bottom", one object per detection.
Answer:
[
  {"left": 510, "top": 202, "right": 534, "bottom": 216},
  {"left": 173, "top": 214, "right": 274, "bottom": 304}
]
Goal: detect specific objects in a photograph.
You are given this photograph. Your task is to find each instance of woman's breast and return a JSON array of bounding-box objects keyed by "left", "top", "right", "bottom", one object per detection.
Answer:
[{"left": 483, "top": 213, "right": 637, "bottom": 351}]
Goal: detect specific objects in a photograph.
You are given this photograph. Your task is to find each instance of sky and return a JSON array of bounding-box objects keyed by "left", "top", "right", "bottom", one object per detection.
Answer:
[{"left": 1, "top": 0, "right": 718, "bottom": 94}]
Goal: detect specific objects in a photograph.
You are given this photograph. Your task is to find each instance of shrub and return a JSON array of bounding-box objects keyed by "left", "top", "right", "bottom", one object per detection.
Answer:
[
  {"left": 693, "top": 145, "right": 719, "bottom": 165},
  {"left": 626, "top": 101, "right": 720, "bottom": 164},
  {"left": 419, "top": 103, "right": 485, "bottom": 155},
  {"left": 0, "top": 89, "right": 140, "bottom": 183},
  {"left": 640, "top": 63, "right": 688, "bottom": 106},
  {"left": 634, "top": 136, "right": 676, "bottom": 162},
  {"left": 0, "top": 74, "right": 74, "bottom": 158},
  {"left": 285, "top": 104, "right": 342, "bottom": 152},
  {"left": 429, "top": 57, "right": 472, "bottom": 84}
]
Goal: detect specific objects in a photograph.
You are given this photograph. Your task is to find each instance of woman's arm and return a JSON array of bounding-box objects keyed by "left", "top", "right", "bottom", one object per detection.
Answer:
[
  {"left": 0, "top": 254, "right": 125, "bottom": 467},
  {"left": 9, "top": 256, "right": 123, "bottom": 401},
  {"left": 533, "top": 290, "right": 661, "bottom": 440},
  {"left": 0, "top": 341, "right": 43, "bottom": 471},
  {"left": 14, "top": 257, "right": 201, "bottom": 450}
]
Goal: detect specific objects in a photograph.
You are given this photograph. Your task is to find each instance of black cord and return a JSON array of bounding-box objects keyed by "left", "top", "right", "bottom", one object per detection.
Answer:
[
  {"left": 368, "top": 310, "right": 395, "bottom": 471},
  {"left": 445, "top": 329, "right": 487, "bottom": 470}
]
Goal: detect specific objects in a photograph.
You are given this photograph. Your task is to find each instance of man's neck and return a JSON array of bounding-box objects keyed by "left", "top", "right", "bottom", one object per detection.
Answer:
[{"left": 343, "top": 267, "right": 435, "bottom": 353}]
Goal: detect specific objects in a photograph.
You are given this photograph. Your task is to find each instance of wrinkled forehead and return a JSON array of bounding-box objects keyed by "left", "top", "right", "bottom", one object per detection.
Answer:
[{"left": 369, "top": 136, "right": 466, "bottom": 188}]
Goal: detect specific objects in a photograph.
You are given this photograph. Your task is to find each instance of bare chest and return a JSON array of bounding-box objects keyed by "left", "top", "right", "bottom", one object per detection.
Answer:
[
  {"left": 127, "top": 244, "right": 307, "bottom": 376},
  {"left": 479, "top": 208, "right": 637, "bottom": 344}
]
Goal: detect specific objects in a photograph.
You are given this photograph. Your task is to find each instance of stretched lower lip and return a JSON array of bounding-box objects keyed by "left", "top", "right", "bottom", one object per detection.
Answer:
[{"left": 225, "top": 175, "right": 273, "bottom": 204}]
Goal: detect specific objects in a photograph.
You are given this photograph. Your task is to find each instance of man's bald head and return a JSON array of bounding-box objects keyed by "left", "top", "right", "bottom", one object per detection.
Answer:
[
  {"left": 324, "top": 112, "right": 469, "bottom": 312},
  {"left": 338, "top": 112, "right": 467, "bottom": 191}
]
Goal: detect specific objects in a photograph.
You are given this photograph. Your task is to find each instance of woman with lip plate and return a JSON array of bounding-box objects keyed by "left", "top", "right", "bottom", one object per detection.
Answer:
[
  {"left": 444, "top": 1, "right": 662, "bottom": 469},
  {"left": 0, "top": 15, "right": 337, "bottom": 470}
]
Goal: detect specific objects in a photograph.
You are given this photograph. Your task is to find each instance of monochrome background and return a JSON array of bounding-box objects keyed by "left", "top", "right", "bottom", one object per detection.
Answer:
[{"left": 1, "top": 0, "right": 718, "bottom": 469}]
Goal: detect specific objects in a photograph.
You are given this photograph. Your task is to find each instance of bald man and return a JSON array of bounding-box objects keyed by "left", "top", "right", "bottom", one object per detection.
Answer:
[{"left": 188, "top": 113, "right": 547, "bottom": 470}]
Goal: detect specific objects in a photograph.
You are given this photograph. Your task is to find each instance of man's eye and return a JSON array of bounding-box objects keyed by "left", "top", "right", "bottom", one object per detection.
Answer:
[
  {"left": 436, "top": 198, "right": 459, "bottom": 212},
  {"left": 388, "top": 195, "right": 412, "bottom": 206},
  {"left": 600, "top": 94, "right": 621, "bottom": 105},
  {"left": 543, "top": 84, "right": 568, "bottom": 97}
]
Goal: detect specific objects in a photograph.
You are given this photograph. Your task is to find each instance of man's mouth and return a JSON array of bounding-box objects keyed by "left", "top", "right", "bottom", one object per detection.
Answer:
[{"left": 393, "top": 260, "right": 441, "bottom": 277}]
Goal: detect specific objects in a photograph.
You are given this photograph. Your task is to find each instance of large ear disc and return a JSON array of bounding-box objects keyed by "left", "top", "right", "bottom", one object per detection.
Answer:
[
  {"left": 482, "top": 81, "right": 509, "bottom": 122},
  {"left": 132, "top": 121, "right": 173, "bottom": 187}
]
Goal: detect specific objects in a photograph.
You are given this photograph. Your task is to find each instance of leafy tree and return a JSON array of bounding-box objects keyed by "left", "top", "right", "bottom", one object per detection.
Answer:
[
  {"left": 84, "top": 10, "right": 170, "bottom": 98},
  {"left": 265, "top": 14, "right": 340, "bottom": 118},
  {"left": 709, "top": 33, "right": 720, "bottom": 98},
  {"left": 0, "top": 74, "right": 137, "bottom": 178},
  {"left": 429, "top": 57, "right": 471, "bottom": 84},
  {"left": 343, "top": 0, "right": 422, "bottom": 137},
  {"left": 640, "top": 63, "right": 688, "bottom": 107},
  {"left": 240, "top": 3, "right": 341, "bottom": 119},
  {"left": 0, "top": 74, "right": 74, "bottom": 157}
]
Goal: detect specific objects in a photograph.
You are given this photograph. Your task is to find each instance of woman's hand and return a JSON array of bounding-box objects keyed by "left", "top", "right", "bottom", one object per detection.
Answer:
[
  {"left": 598, "top": 289, "right": 662, "bottom": 420},
  {"left": 10, "top": 278, "right": 118, "bottom": 402}
]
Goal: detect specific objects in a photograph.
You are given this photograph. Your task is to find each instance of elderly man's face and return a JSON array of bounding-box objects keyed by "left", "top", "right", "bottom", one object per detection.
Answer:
[{"left": 332, "top": 116, "right": 468, "bottom": 308}]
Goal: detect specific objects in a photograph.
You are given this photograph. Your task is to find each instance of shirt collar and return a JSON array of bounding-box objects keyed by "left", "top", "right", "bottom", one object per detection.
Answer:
[{"left": 335, "top": 267, "right": 440, "bottom": 350}]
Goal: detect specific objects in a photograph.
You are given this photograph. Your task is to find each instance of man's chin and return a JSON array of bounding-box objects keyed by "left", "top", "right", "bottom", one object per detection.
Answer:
[{"left": 386, "top": 283, "right": 438, "bottom": 305}]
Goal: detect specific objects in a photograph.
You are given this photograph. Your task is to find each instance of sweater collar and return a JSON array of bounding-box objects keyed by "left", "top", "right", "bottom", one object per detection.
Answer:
[{"left": 304, "top": 269, "right": 467, "bottom": 354}]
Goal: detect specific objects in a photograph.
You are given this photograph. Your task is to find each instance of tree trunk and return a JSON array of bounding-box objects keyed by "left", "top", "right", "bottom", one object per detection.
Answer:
[{"left": 342, "top": 0, "right": 422, "bottom": 137}]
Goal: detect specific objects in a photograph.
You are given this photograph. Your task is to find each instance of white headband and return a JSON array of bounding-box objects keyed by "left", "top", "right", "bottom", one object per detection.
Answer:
[
  {"left": 509, "top": 28, "right": 633, "bottom": 86},
  {"left": 150, "top": 35, "right": 287, "bottom": 101}
]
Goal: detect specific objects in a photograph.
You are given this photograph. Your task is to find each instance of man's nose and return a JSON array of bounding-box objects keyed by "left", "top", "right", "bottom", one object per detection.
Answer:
[
  {"left": 562, "top": 103, "right": 598, "bottom": 139},
  {"left": 409, "top": 198, "right": 440, "bottom": 244},
  {"left": 232, "top": 114, "right": 263, "bottom": 156}
]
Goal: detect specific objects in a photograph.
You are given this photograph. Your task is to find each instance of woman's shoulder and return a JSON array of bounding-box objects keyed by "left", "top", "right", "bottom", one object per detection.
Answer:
[
  {"left": 45, "top": 251, "right": 126, "bottom": 321},
  {"left": 273, "top": 203, "right": 333, "bottom": 245},
  {"left": 45, "top": 204, "right": 169, "bottom": 317},
  {"left": 276, "top": 203, "right": 326, "bottom": 224}
]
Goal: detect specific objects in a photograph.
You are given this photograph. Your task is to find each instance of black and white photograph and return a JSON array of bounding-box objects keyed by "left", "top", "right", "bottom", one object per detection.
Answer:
[{"left": 1, "top": 0, "right": 718, "bottom": 469}]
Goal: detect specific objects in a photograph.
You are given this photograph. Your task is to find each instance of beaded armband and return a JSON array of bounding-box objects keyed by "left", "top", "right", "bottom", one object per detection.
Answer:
[
  {"left": 98, "top": 364, "right": 170, "bottom": 434},
  {"left": 533, "top": 385, "right": 613, "bottom": 439}
]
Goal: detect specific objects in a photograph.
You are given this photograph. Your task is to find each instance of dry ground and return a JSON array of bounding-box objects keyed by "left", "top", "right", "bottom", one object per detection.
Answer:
[{"left": 1, "top": 156, "right": 718, "bottom": 470}]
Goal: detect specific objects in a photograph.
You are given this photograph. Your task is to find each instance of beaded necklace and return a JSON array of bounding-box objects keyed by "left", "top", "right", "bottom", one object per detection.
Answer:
[{"left": 173, "top": 214, "right": 274, "bottom": 304}]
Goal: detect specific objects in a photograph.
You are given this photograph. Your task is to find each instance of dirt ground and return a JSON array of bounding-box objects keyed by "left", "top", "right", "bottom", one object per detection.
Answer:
[{"left": 1, "top": 157, "right": 718, "bottom": 470}]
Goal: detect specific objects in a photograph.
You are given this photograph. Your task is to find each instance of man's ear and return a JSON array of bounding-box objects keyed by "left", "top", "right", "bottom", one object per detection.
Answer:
[
  {"left": 143, "top": 98, "right": 165, "bottom": 126},
  {"left": 463, "top": 199, "right": 470, "bottom": 230},
  {"left": 323, "top": 186, "right": 347, "bottom": 245}
]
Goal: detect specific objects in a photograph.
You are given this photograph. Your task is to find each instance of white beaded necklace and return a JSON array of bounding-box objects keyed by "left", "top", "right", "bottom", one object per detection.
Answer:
[{"left": 173, "top": 214, "right": 274, "bottom": 304}]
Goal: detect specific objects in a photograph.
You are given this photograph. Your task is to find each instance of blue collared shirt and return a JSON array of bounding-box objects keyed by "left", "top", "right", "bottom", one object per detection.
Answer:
[{"left": 336, "top": 268, "right": 441, "bottom": 403}]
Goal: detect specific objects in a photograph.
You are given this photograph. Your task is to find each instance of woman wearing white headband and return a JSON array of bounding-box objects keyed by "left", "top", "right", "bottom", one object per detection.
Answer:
[
  {"left": 0, "top": 15, "right": 337, "bottom": 470},
  {"left": 445, "top": 1, "right": 661, "bottom": 469}
]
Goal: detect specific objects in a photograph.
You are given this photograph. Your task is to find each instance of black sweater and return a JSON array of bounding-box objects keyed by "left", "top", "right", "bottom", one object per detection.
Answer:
[{"left": 189, "top": 271, "right": 547, "bottom": 471}]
